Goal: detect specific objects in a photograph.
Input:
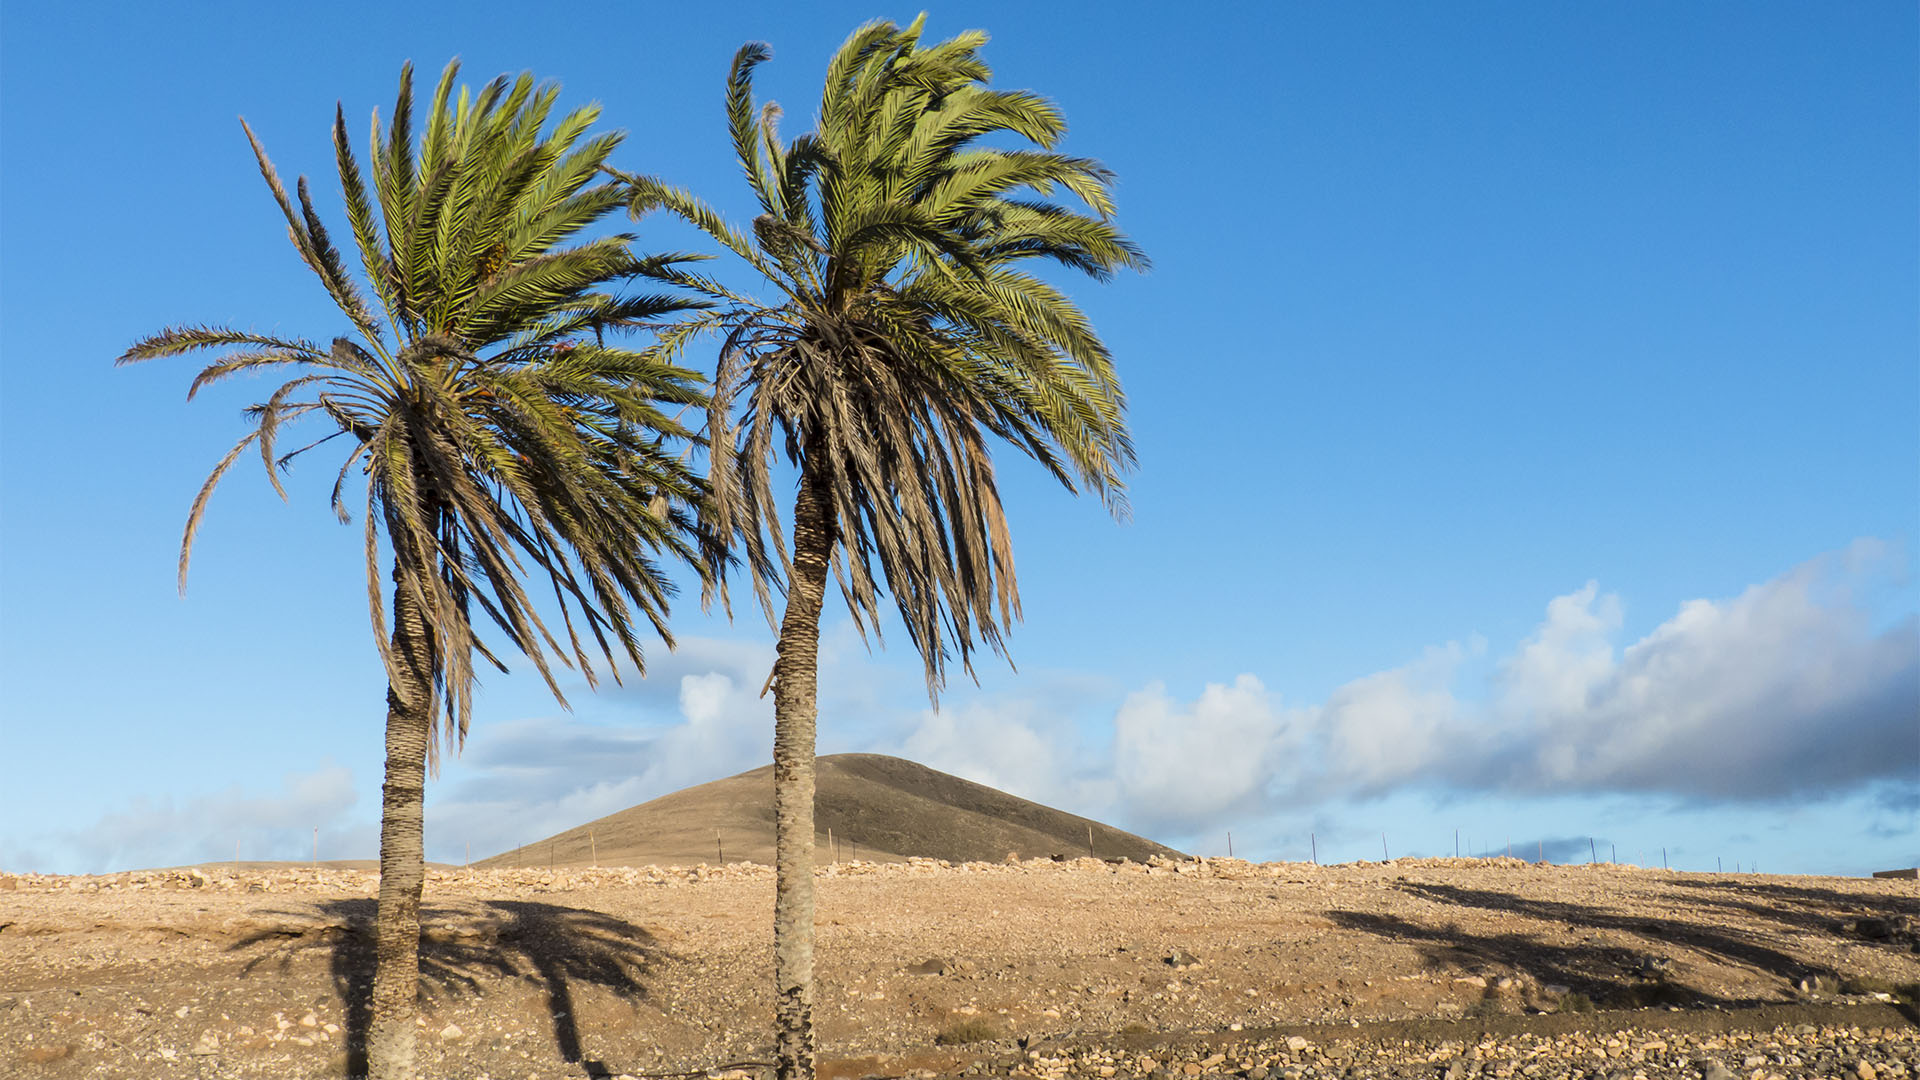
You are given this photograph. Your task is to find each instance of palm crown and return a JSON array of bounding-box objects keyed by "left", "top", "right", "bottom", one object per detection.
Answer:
[
  {"left": 622, "top": 17, "right": 1146, "bottom": 692},
  {"left": 121, "top": 60, "right": 711, "bottom": 756}
]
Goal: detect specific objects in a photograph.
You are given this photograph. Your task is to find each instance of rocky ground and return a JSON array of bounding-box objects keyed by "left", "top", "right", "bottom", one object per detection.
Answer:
[{"left": 1, "top": 857, "right": 1914, "bottom": 1078}]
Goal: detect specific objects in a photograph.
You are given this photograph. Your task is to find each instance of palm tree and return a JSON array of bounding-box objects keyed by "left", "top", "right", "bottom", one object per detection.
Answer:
[
  {"left": 615, "top": 19, "right": 1145, "bottom": 1078},
  {"left": 120, "top": 61, "right": 711, "bottom": 1080}
]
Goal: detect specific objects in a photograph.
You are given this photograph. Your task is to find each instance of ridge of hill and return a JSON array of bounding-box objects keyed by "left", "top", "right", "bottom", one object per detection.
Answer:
[{"left": 478, "top": 753, "right": 1186, "bottom": 868}]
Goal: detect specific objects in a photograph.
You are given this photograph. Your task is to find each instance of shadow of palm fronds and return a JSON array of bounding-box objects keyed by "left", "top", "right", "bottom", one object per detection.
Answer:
[{"left": 229, "top": 898, "right": 668, "bottom": 1077}]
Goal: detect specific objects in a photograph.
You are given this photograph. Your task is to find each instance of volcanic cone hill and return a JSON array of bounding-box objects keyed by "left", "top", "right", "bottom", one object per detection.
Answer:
[{"left": 478, "top": 753, "right": 1186, "bottom": 868}]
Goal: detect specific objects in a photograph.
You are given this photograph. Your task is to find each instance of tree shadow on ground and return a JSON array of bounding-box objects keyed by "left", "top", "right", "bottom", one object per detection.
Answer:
[
  {"left": 1661, "top": 878, "right": 1920, "bottom": 941},
  {"left": 1325, "top": 908, "right": 1708, "bottom": 1009},
  {"left": 1326, "top": 880, "right": 1846, "bottom": 1009},
  {"left": 229, "top": 899, "right": 667, "bottom": 1078}
]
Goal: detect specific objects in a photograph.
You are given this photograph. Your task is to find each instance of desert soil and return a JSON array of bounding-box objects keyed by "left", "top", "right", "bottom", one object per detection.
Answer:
[{"left": 1, "top": 857, "right": 1915, "bottom": 1079}]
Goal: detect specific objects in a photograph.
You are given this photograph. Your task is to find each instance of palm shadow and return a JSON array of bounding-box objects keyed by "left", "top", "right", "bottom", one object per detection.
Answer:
[
  {"left": 1662, "top": 878, "right": 1920, "bottom": 942},
  {"left": 1326, "top": 879, "right": 1864, "bottom": 1009},
  {"left": 229, "top": 898, "right": 668, "bottom": 1078}
]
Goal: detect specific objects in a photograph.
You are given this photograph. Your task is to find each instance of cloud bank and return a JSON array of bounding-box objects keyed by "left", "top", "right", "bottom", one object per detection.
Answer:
[
  {"left": 901, "top": 540, "right": 1919, "bottom": 838},
  {"left": 44, "top": 763, "right": 367, "bottom": 873}
]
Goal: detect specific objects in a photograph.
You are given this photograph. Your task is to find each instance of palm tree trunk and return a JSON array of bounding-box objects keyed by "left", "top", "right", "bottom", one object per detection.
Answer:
[
  {"left": 366, "top": 566, "right": 435, "bottom": 1080},
  {"left": 771, "top": 454, "right": 835, "bottom": 1080}
]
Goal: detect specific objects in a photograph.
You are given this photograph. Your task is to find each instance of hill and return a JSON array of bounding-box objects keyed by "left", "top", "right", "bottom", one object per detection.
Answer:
[{"left": 477, "top": 753, "right": 1186, "bottom": 867}]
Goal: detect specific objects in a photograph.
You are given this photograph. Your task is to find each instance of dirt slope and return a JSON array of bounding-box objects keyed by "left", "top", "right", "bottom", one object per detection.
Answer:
[{"left": 478, "top": 753, "right": 1186, "bottom": 868}]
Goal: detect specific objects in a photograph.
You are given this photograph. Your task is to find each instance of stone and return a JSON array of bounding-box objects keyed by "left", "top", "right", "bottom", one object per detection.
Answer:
[
  {"left": 907, "top": 957, "right": 954, "bottom": 976},
  {"left": 191, "top": 1032, "right": 219, "bottom": 1056},
  {"left": 1288, "top": 1037, "right": 1312, "bottom": 1052},
  {"left": 1249, "top": 1068, "right": 1271, "bottom": 1080},
  {"left": 1858, "top": 1063, "right": 1878, "bottom": 1080},
  {"left": 1701, "top": 1059, "right": 1733, "bottom": 1080},
  {"left": 1856, "top": 918, "right": 1895, "bottom": 940},
  {"left": 1167, "top": 947, "right": 1202, "bottom": 969},
  {"left": 439, "top": 1023, "right": 465, "bottom": 1040}
]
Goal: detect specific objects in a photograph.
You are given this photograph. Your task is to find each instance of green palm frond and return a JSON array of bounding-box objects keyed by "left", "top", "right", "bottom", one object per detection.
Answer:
[
  {"left": 123, "top": 58, "right": 714, "bottom": 762},
  {"left": 624, "top": 20, "right": 1143, "bottom": 697}
]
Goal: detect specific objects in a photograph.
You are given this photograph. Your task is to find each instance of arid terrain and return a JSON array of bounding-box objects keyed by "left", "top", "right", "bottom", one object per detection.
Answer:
[{"left": 2, "top": 857, "right": 1916, "bottom": 1079}]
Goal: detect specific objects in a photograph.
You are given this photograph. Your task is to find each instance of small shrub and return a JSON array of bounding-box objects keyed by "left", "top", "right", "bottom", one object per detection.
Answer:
[
  {"left": 1557, "top": 991, "right": 1595, "bottom": 1013},
  {"left": 1614, "top": 981, "right": 1688, "bottom": 1008},
  {"left": 934, "top": 1017, "right": 1002, "bottom": 1045},
  {"left": 1840, "top": 975, "right": 1895, "bottom": 996}
]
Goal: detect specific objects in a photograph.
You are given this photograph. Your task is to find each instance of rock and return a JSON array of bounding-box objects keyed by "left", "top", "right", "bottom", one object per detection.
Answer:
[
  {"left": 1636, "top": 955, "right": 1673, "bottom": 974},
  {"left": 907, "top": 957, "right": 953, "bottom": 976},
  {"left": 1701, "top": 1059, "right": 1733, "bottom": 1080},
  {"left": 1201, "top": 1054, "right": 1227, "bottom": 1069},
  {"left": 1858, "top": 1063, "right": 1879, "bottom": 1080},
  {"left": 1443, "top": 1061, "right": 1468, "bottom": 1080},
  {"left": 191, "top": 1032, "right": 219, "bottom": 1056},
  {"left": 1167, "top": 947, "right": 1202, "bottom": 969},
  {"left": 1288, "top": 1037, "right": 1312, "bottom": 1052},
  {"left": 1249, "top": 1068, "right": 1271, "bottom": 1080},
  {"left": 1856, "top": 918, "right": 1895, "bottom": 940},
  {"left": 439, "top": 1023, "right": 464, "bottom": 1040},
  {"left": 1454, "top": 975, "right": 1488, "bottom": 988}
]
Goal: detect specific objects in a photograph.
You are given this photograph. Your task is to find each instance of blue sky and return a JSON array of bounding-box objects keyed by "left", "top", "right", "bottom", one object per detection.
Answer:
[{"left": 1, "top": 1, "right": 1914, "bottom": 876}]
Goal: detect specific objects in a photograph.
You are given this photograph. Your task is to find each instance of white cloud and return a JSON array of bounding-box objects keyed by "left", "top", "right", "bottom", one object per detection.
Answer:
[
  {"left": 886, "top": 540, "right": 1917, "bottom": 841},
  {"left": 1112, "top": 675, "right": 1297, "bottom": 833},
  {"left": 1476, "top": 541, "right": 1919, "bottom": 800},
  {"left": 54, "top": 763, "right": 362, "bottom": 873},
  {"left": 888, "top": 694, "right": 1116, "bottom": 816}
]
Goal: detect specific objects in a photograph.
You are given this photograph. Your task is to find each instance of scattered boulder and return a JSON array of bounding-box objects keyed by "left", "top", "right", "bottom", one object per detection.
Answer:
[{"left": 1854, "top": 915, "right": 1910, "bottom": 940}]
